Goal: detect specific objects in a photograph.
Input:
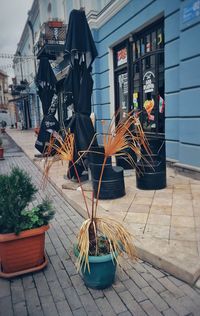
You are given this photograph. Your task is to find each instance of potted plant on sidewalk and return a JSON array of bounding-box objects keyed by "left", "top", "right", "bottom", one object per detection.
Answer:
[
  {"left": 0, "top": 167, "right": 55, "bottom": 278},
  {"left": 0, "top": 137, "right": 4, "bottom": 160},
  {"left": 0, "top": 120, "right": 7, "bottom": 134},
  {"left": 44, "top": 113, "right": 149, "bottom": 289}
]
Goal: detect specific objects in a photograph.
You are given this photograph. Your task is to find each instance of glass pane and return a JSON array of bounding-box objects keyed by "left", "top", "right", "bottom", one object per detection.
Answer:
[
  {"left": 118, "top": 72, "right": 128, "bottom": 120},
  {"left": 143, "top": 55, "right": 155, "bottom": 71},
  {"left": 132, "top": 61, "right": 140, "bottom": 112},
  {"left": 141, "top": 38, "right": 145, "bottom": 55},
  {"left": 133, "top": 63, "right": 140, "bottom": 78},
  {"left": 145, "top": 34, "right": 151, "bottom": 53},
  {"left": 158, "top": 53, "right": 165, "bottom": 133},
  {"left": 136, "top": 40, "right": 140, "bottom": 58},
  {"left": 144, "top": 56, "right": 151, "bottom": 70},
  {"left": 116, "top": 48, "right": 127, "bottom": 66},
  {"left": 157, "top": 28, "right": 163, "bottom": 49},
  {"left": 142, "top": 60, "right": 157, "bottom": 132},
  {"left": 151, "top": 31, "right": 156, "bottom": 50},
  {"left": 133, "top": 42, "right": 136, "bottom": 62}
]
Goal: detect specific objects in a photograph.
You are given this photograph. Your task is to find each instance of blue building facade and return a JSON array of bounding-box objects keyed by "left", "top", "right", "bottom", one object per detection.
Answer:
[
  {"left": 90, "top": 0, "right": 200, "bottom": 168},
  {"left": 14, "top": 0, "right": 200, "bottom": 168}
]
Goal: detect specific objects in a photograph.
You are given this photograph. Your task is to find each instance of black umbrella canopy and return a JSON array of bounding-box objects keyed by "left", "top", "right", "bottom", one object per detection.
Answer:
[
  {"left": 35, "top": 57, "right": 60, "bottom": 154},
  {"left": 36, "top": 56, "right": 57, "bottom": 115},
  {"left": 65, "top": 9, "right": 98, "bottom": 68},
  {"left": 63, "top": 9, "right": 98, "bottom": 179}
]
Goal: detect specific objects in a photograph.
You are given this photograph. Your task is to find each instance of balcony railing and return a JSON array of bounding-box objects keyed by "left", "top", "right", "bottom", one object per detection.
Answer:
[
  {"left": 10, "top": 81, "right": 28, "bottom": 96},
  {"left": 34, "top": 21, "right": 67, "bottom": 59}
]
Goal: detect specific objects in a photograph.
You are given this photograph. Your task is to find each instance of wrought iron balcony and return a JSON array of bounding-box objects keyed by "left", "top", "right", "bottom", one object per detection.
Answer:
[
  {"left": 10, "top": 80, "right": 28, "bottom": 96},
  {"left": 34, "top": 21, "right": 67, "bottom": 59}
]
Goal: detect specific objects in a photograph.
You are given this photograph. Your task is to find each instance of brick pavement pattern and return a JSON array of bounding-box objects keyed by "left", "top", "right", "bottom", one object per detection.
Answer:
[{"left": 1, "top": 148, "right": 200, "bottom": 315}]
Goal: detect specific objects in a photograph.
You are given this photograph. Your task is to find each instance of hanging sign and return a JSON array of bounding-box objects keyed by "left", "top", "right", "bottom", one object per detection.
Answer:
[
  {"left": 182, "top": 0, "right": 200, "bottom": 24},
  {"left": 143, "top": 71, "right": 155, "bottom": 93}
]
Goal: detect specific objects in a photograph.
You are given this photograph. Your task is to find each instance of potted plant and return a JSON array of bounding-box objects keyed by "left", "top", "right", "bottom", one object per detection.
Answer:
[
  {"left": 44, "top": 113, "right": 149, "bottom": 289},
  {"left": 0, "top": 167, "right": 55, "bottom": 278},
  {"left": 0, "top": 120, "right": 6, "bottom": 134},
  {"left": 0, "top": 137, "right": 4, "bottom": 159},
  {"left": 48, "top": 20, "right": 63, "bottom": 28}
]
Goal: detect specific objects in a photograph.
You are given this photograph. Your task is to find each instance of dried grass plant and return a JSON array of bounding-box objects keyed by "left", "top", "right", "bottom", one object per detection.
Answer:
[{"left": 43, "top": 113, "right": 150, "bottom": 272}]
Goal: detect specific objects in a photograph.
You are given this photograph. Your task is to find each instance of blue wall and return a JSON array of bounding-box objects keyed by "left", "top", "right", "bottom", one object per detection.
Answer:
[{"left": 92, "top": 0, "right": 200, "bottom": 167}]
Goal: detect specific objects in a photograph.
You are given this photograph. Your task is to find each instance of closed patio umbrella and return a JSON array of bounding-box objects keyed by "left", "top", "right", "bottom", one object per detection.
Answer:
[
  {"left": 63, "top": 9, "right": 98, "bottom": 179},
  {"left": 35, "top": 56, "right": 60, "bottom": 154}
]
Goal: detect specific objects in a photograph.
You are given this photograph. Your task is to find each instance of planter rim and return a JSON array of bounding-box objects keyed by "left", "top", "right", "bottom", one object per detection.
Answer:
[
  {"left": 74, "top": 245, "right": 118, "bottom": 263},
  {"left": 0, "top": 225, "right": 49, "bottom": 242},
  {"left": 0, "top": 254, "right": 48, "bottom": 279}
]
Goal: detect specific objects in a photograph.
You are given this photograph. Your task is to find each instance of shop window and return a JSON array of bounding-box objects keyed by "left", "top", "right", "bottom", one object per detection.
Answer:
[{"left": 114, "top": 19, "right": 164, "bottom": 134}]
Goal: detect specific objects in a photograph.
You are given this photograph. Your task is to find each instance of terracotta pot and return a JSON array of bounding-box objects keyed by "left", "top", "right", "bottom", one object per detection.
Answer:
[
  {"left": 0, "top": 147, "right": 4, "bottom": 159},
  {"left": 0, "top": 225, "right": 49, "bottom": 277}
]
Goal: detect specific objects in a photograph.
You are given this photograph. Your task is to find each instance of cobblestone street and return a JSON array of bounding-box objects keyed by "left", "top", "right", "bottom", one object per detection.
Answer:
[{"left": 1, "top": 136, "right": 200, "bottom": 316}]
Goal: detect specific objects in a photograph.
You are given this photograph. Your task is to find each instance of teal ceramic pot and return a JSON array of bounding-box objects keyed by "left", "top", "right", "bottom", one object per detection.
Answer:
[{"left": 74, "top": 245, "right": 117, "bottom": 289}]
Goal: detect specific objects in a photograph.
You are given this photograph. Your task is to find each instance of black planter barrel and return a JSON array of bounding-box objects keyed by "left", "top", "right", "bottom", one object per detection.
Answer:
[
  {"left": 136, "top": 136, "right": 166, "bottom": 190},
  {"left": 116, "top": 147, "right": 137, "bottom": 170},
  {"left": 88, "top": 147, "right": 125, "bottom": 199}
]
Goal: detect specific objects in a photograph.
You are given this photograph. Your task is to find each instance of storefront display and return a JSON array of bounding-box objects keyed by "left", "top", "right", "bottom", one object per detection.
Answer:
[{"left": 114, "top": 19, "right": 164, "bottom": 135}]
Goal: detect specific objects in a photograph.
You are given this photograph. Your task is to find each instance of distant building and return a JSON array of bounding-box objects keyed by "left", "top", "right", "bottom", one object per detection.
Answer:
[
  {"left": 0, "top": 70, "right": 20, "bottom": 127},
  {"left": 0, "top": 70, "right": 10, "bottom": 125},
  {"left": 14, "top": 0, "right": 200, "bottom": 169}
]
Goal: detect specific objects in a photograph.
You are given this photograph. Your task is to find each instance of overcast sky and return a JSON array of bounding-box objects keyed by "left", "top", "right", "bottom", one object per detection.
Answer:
[{"left": 0, "top": 0, "right": 33, "bottom": 79}]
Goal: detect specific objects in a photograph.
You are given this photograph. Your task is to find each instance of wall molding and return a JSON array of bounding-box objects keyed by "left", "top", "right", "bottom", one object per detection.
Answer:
[{"left": 88, "top": 0, "right": 130, "bottom": 29}]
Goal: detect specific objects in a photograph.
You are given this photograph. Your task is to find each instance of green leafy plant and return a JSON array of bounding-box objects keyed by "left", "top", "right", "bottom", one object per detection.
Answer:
[{"left": 0, "top": 167, "right": 55, "bottom": 234}]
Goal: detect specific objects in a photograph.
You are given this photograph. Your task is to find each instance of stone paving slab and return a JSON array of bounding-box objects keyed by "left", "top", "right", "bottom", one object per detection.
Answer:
[
  {"left": 1, "top": 134, "right": 200, "bottom": 315},
  {"left": 5, "top": 129, "right": 200, "bottom": 285}
]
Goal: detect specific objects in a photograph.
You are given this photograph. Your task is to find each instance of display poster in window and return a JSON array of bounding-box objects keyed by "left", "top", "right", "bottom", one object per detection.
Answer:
[
  {"left": 119, "top": 73, "right": 128, "bottom": 95},
  {"left": 143, "top": 71, "right": 155, "bottom": 93},
  {"left": 143, "top": 99, "right": 155, "bottom": 121},
  {"left": 117, "top": 48, "right": 127, "bottom": 66},
  {"left": 133, "top": 92, "right": 138, "bottom": 110}
]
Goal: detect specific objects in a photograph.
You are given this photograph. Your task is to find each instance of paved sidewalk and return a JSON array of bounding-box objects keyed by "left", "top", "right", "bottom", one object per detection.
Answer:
[
  {"left": 5, "top": 129, "right": 200, "bottom": 285},
  {"left": 1, "top": 134, "right": 200, "bottom": 316}
]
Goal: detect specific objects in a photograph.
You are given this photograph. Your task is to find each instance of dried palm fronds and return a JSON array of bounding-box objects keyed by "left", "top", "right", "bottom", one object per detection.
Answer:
[
  {"left": 43, "top": 130, "right": 74, "bottom": 183},
  {"left": 42, "top": 114, "right": 149, "bottom": 274},
  {"left": 43, "top": 130, "right": 90, "bottom": 218},
  {"left": 76, "top": 217, "right": 137, "bottom": 272}
]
